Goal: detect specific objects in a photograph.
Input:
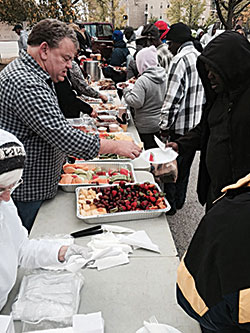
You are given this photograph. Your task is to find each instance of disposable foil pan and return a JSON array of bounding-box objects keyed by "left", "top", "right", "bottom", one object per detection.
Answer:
[
  {"left": 96, "top": 109, "right": 117, "bottom": 117},
  {"left": 75, "top": 182, "right": 170, "bottom": 224},
  {"left": 90, "top": 132, "right": 138, "bottom": 162},
  {"left": 59, "top": 162, "right": 136, "bottom": 193}
]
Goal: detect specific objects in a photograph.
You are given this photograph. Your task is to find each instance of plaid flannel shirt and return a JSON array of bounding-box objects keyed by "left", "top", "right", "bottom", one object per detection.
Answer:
[
  {"left": 160, "top": 42, "right": 205, "bottom": 136},
  {"left": 157, "top": 43, "right": 173, "bottom": 73},
  {"left": 0, "top": 51, "right": 100, "bottom": 201}
]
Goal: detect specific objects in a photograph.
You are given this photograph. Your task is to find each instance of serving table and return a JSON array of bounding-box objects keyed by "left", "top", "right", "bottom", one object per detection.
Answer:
[
  {"left": 1, "top": 83, "right": 200, "bottom": 332},
  {"left": 2, "top": 170, "right": 200, "bottom": 333}
]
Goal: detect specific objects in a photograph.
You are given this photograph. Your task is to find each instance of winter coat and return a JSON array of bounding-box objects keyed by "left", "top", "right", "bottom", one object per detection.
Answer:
[
  {"left": 177, "top": 186, "right": 250, "bottom": 330},
  {"left": 176, "top": 32, "right": 250, "bottom": 206},
  {"left": 123, "top": 66, "right": 166, "bottom": 134},
  {"left": 109, "top": 40, "right": 129, "bottom": 66},
  {"left": 200, "top": 24, "right": 217, "bottom": 47},
  {"left": 55, "top": 71, "right": 93, "bottom": 118}
]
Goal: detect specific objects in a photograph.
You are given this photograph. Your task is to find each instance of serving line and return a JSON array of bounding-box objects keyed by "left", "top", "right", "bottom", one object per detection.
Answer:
[
  {"left": 1, "top": 170, "right": 200, "bottom": 332},
  {"left": 91, "top": 86, "right": 150, "bottom": 171}
]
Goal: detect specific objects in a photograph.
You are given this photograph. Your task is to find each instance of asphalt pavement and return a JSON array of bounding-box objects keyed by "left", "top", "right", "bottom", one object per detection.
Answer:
[{"left": 167, "top": 152, "right": 205, "bottom": 258}]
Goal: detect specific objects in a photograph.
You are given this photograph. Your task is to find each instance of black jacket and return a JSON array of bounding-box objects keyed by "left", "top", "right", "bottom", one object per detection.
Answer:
[
  {"left": 55, "top": 72, "right": 92, "bottom": 118},
  {"left": 109, "top": 40, "right": 129, "bottom": 66},
  {"left": 176, "top": 32, "right": 250, "bottom": 206},
  {"left": 177, "top": 187, "right": 250, "bottom": 329}
]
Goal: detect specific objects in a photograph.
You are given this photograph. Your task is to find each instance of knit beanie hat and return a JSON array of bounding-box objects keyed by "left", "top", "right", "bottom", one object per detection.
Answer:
[
  {"left": 166, "top": 22, "right": 193, "bottom": 43},
  {"left": 0, "top": 129, "right": 26, "bottom": 185},
  {"left": 112, "top": 30, "right": 123, "bottom": 42},
  {"left": 136, "top": 45, "right": 158, "bottom": 74}
]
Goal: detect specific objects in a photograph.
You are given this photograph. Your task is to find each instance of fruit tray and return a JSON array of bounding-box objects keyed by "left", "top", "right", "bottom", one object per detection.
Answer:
[
  {"left": 76, "top": 182, "right": 170, "bottom": 224},
  {"left": 59, "top": 162, "right": 136, "bottom": 193}
]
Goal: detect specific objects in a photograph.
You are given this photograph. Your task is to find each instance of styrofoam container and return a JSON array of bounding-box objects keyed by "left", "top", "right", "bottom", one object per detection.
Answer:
[
  {"left": 59, "top": 162, "right": 136, "bottom": 192},
  {"left": 76, "top": 182, "right": 170, "bottom": 224}
]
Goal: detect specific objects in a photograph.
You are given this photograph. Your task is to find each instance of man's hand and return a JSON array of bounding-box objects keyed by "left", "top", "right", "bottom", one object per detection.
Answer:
[
  {"left": 166, "top": 141, "right": 179, "bottom": 153},
  {"left": 100, "top": 94, "right": 108, "bottom": 103},
  {"left": 116, "top": 140, "right": 142, "bottom": 159},
  {"left": 99, "top": 139, "right": 142, "bottom": 159}
]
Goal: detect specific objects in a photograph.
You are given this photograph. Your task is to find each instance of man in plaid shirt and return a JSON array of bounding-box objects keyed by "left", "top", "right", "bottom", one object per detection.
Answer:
[
  {"left": 0, "top": 19, "right": 141, "bottom": 231},
  {"left": 160, "top": 23, "right": 205, "bottom": 215}
]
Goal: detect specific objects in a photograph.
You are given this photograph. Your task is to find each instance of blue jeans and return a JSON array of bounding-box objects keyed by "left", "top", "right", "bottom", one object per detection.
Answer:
[{"left": 13, "top": 200, "right": 43, "bottom": 233}]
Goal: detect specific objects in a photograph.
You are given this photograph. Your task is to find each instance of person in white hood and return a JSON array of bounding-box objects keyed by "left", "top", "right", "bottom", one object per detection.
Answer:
[
  {"left": 123, "top": 45, "right": 166, "bottom": 149},
  {"left": 0, "top": 129, "right": 89, "bottom": 311},
  {"left": 200, "top": 24, "right": 217, "bottom": 47}
]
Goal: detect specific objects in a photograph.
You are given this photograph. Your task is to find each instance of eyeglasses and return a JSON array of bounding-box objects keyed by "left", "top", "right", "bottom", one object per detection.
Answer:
[{"left": 0, "top": 178, "right": 23, "bottom": 195}]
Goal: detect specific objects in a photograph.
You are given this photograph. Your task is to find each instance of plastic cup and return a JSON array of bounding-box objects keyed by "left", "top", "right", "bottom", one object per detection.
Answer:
[
  {"left": 109, "top": 124, "right": 119, "bottom": 132},
  {"left": 118, "top": 106, "right": 127, "bottom": 118},
  {"left": 98, "top": 127, "right": 107, "bottom": 133}
]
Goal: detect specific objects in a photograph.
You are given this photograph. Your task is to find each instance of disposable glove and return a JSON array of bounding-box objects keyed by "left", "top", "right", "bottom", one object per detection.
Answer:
[{"left": 64, "top": 244, "right": 91, "bottom": 262}]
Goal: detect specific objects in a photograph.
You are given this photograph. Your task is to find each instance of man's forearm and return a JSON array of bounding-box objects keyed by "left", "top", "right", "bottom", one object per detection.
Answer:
[{"left": 99, "top": 139, "right": 119, "bottom": 155}]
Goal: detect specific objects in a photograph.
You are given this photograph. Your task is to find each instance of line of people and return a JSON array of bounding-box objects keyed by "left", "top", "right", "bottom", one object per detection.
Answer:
[{"left": 100, "top": 21, "right": 250, "bottom": 332}]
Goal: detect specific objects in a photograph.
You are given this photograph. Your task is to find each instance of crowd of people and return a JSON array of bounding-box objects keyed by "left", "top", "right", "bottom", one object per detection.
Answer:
[{"left": 1, "top": 17, "right": 250, "bottom": 332}]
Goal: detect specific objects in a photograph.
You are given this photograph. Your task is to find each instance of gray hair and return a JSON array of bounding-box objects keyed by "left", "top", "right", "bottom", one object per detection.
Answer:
[{"left": 28, "top": 19, "right": 78, "bottom": 49}]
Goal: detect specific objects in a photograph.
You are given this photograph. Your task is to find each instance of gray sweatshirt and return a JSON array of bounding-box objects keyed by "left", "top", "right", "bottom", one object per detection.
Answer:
[{"left": 123, "top": 66, "right": 166, "bottom": 134}]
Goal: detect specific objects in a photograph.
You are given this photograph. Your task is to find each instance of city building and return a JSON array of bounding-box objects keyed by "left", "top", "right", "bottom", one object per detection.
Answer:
[{"left": 124, "top": 0, "right": 216, "bottom": 29}]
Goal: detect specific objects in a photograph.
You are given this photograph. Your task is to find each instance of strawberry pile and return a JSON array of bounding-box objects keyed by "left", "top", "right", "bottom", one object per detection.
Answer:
[{"left": 91, "top": 181, "right": 167, "bottom": 214}]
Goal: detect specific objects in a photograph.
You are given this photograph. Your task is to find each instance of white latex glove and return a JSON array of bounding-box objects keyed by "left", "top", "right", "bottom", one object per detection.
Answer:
[{"left": 64, "top": 244, "right": 91, "bottom": 262}]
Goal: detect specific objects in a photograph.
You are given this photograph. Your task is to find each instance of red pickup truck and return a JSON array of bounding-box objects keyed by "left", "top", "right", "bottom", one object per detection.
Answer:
[{"left": 84, "top": 22, "right": 114, "bottom": 60}]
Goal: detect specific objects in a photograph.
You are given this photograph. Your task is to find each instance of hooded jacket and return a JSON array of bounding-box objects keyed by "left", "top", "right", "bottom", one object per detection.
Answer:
[
  {"left": 200, "top": 24, "right": 217, "bottom": 47},
  {"left": 176, "top": 32, "right": 250, "bottom": 206},
  {"left": 123, "top": 66, "right": 166, "bottom": 133},
  {"left": 177, "top": 183, "right": 250, "bottom": 329},
  {"left": 109, "top": 40, "right": 129, "bottom": 66}
]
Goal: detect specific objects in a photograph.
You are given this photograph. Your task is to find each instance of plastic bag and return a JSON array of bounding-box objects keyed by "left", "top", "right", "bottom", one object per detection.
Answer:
[
  {"left": 12, "top": 270, "right": 84, "bottom": 326},
  {"left": 151, "top": 160, "right": 178, "bottom": 184}
]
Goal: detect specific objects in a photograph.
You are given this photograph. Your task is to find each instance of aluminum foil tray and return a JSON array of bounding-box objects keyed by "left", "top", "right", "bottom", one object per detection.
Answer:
[
  {"left": 82, "top": 97, "right": 102, "bottom": 104},
  {"left": 90, "top": 132, "right": 138, "bottom": 162},
  {"left": 59, "top": 162, "right": 136, "bottom": 193},
  {"left": 96, "top": 109, "right": 117, "bottom": 117},
  {"left": 75, "top": 182, "right": 170, "bottom": 224}
]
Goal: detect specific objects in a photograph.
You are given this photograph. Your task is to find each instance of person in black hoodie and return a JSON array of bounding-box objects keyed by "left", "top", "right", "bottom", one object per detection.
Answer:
[
  {"left": 177, "top": 174, "right": 250, "bottom": 332},
  {"left": 167, "top": 31, "right": 250, "bottom": 210}
]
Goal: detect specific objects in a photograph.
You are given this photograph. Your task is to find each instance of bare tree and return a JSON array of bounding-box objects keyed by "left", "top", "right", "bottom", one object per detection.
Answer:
[
  {"left": 167, "top": 0, "right": 206, "bottom": 29},
  {"left": 214, "top": 0, "right": 250, "bottom": 29}
]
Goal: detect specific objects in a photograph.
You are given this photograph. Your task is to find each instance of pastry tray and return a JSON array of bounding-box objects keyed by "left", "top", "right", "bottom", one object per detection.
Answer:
[
  {"left": 59, "top": 162, "right": 136, "bottom": 193},
  {"left": 75, "top": 182, "right": 170, "bottom": 224}
]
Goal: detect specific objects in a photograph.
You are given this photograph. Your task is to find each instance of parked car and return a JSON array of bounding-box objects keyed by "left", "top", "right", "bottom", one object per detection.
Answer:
[{"left": 84, "top": 22, "right": 114, "bottom": 60}]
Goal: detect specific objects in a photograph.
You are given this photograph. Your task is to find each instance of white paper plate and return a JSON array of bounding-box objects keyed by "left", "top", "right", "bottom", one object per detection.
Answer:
[
  {"left": 141, "top": 148, "right": 178, "bottom": 164},
  {"left": 117, "top": 82, "right": 134, "bottom": 90}
]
